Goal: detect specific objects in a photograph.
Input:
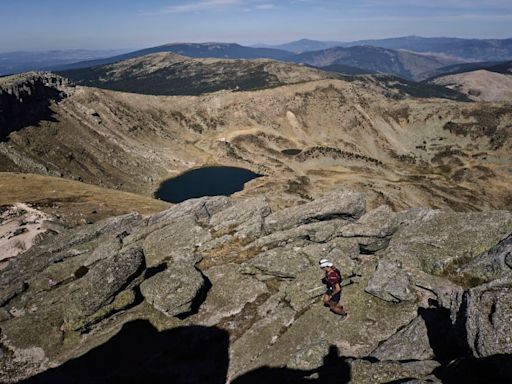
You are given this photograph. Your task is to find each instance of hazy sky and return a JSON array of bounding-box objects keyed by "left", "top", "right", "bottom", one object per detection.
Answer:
[{"left": 1, "top": 0, "right": 512, "bottom": 51}]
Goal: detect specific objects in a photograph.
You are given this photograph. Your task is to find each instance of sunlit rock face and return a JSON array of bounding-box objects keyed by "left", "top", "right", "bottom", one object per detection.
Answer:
[{"left": 1, "top": 191, "right": 511, "bottom": 383}]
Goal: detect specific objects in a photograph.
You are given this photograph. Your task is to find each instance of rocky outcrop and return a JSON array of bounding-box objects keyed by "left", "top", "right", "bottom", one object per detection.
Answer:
[
  {"left": 0, "top": 72, "right": 71, "bottom": 141},
  {"left": 463, "top": 278, "right": 512, "bottom": 358},
  {"left": 1, "top": 190, "right": 511, "bottom": 383}
]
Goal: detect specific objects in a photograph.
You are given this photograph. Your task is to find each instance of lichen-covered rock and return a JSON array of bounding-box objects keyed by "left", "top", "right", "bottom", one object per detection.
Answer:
[
  {"left": 287, "top": 340, "right": 331, "bottom": 370},
  {"left": 209, "top": 196, "right": 271, "bottom": 235},
  {"left": 140, "top": 264, "right": 204, "bottom": 317},
  {"left": 385, "top": 210, "right": 512, "bottom": 275},
  {"left": 460, "top": 233, "right": 512, "bottom": 282},
  {"left": 284, "top": 267, "right": 326, "bottom": 311},
  {"left": 349, "top": 359, "right": 440, "bottom": 384},
  {"left": 0, "top": 213, "right": 141, "bottom": 306},
  {"left": 263, "top": 190, "right": 366, "bottom": 233},
  {"left": 147, "top": 196, "right": 232, "bottom": 226},
  {"left": 370, "top": 315, "right": 434, "bottom": 361},
  {"left": 251, "top": 220, "right": 347, "bottom": 249},
  {"left": 411, "top": 270, "right": 464, "bottom": 322},
  {"left": 198, "top": 263, "right": 268, "bottom": 326},
  {"left": 366, "top": 259, "right": 416, "bottom": 302},
  {"left": 228, "top": 301, "right": 296, "bottom": 379},
  {"left": 464, "top": 278, "right": 512, "bottom": 357},
  {"left": 240, "top": 246, "right": 313, "bottom": 279},
  {"left": 142, "top": 216, "right": 210, "bottom": 268},
  {"left": 335, "top": 204, "right": 399, "bottom": 239},
  {"left": 63, "top": 248, "right": 144, "bottom": 331}
]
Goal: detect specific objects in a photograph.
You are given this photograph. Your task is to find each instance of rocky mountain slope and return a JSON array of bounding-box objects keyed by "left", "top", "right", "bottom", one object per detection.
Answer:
[
  {"left": 293, "top": 46, "right": 462, "bottom": 81},
  {"left": 0, "top": 72, "right": 510, "bottom": 212},
  {"left": 53, "top": 43, "right": 295, "bottom": 71},
  {"left": 261, "top": 36, "right": 512, "bottom": 62},
  {"left": 432, "top": 70, "right": 512, "bottom": 101},
  {"left": 0, "top": 72, "right": 70, "bottom": 140},
  {"left": 1, "top": 191, "right": 511, "bottom": 383},
  {"left": 55, "top": 41, "right": 468, "bottom": 81},
  {"left": 343, "top": 36, "right": 512, "bottom": 62},
  {"left": 59, "top": 53, "right": 339, "bottom": 96}
]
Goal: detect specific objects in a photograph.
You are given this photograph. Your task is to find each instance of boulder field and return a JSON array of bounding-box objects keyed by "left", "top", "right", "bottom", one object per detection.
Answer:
[{"left": 0, "top": 190, "right": 511, "bottom": 383}]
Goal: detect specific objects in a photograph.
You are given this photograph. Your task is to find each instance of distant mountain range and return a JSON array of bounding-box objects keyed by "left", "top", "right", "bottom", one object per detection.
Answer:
[
  {"left": 0, "top": 49, "right": 131, "bottom": 76},
  {"left": 57, "top": 42, "right": 464, "bottom": 81},
  {"left": 5, "top": 36, "right": 512, "bottom": 82},
  {"left": 260, "top": 36, "right": 512, "bottom": 61},
  {"left": 293, "top": 46, "right": 461, "bottom": 81}
]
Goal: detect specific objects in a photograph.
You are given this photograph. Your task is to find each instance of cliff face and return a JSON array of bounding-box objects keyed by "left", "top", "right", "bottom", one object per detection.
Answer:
[{"left": 0, "top": 72, "right": 70, "bottom": 141}]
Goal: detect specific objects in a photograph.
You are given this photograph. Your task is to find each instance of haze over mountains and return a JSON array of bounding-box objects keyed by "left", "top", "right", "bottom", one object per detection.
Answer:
[
  {"left": 0, "top": 49, "right": 131, "bottom": 76},
  {"left": 4, "top": 36, "right": 512, "bottom": 83}
]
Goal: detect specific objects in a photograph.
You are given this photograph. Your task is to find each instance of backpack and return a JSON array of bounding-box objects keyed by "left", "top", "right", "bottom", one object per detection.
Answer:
[{"left": 326, "top": 268, "right": 342, "bottom": 288}]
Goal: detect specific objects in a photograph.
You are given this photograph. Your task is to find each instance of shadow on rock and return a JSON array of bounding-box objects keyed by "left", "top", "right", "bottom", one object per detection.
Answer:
[
  {"left": 21, "top": 320, "right": 230, "bottom": 384},
  {"left": 232, "top": 345, "right": 351, "bottom": 384},
  {"left": 419, "top": 304, "right": 512, "bottom": 383},
  {"left": 434, "top": 354, "right": 512, "bottom": 384}
]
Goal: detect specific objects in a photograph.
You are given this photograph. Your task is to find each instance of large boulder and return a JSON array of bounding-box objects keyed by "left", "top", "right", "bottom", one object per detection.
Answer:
[
  {"left": 366, "top": 259, "right": 416, "bottom": 303},
  {"left": 370, "top": 315, "right": 434, "bottom": 361},
  {"left": 197, "top": 263, "right": 268, "bottom": 326},
  {"left": 384, "top": 210, "right": 512, "bottom": 276},
  {"left": 140, "top": 263, "right": 205, "bottom": 318},
  {"left": 263, "top": 190, "right": 366, "bottom": 233},
  {"left": 142, "top": 216, "right": 210, "bottom": 268},
  {"left": 460, "top": 233, "right": 512, "bottom": 283},
  {"left": 209, "top": 196, "right": 271, "bottom": 237},
  {"left": 63, "top": 247, "right": 144, "bottom": 331},
  {"left": 464, "top": 278, "right": 512, "bottom": 357},
  {"left": 240, "top": 245, "right": 317, "bottom": 279}
]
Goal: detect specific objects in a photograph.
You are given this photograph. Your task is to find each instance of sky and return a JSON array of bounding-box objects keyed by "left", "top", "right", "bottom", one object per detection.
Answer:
[{"left": 1, "top": 0, "right": 512, "bottom": 52}]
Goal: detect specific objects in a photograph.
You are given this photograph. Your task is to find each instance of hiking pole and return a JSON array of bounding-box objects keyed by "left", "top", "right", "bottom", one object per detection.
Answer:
[{"left": 307, "top": 279, "right": 358, "bottom": 298}]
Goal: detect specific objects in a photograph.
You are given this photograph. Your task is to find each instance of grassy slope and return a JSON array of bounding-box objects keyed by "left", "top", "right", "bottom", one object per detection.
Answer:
[{"left": 0, "top": 172, "right": 170, "bottom": 225}]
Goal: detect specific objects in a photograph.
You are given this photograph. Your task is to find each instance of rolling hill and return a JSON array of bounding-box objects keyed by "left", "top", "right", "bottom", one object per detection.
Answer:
[
  {"left": 58, "top": 52, "right": 340, "bottom": 96},
  {"left": 431, "top": 69, "right": 512, "bottom": 102},
  {"left": 52, "top": 43, "right": 295, "bottom": 71}
]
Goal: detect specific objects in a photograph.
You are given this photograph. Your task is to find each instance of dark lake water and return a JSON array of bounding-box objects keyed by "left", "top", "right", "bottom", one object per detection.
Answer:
[{"left": 155, "top": 166, "right": 262, "bottom": 203}]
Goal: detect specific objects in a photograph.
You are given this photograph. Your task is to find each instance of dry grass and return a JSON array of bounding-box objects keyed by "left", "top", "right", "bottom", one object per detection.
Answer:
[{"left": 0, "top": 172, "right": 170, "bottom": 225}]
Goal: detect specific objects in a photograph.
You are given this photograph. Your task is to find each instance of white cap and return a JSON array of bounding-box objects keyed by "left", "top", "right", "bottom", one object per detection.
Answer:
[{"left": 319, "top": 259, "right": 333, "bottom": 268}]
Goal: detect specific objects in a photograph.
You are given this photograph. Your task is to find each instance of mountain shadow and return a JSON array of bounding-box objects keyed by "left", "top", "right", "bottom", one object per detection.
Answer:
[
  {"left": 231, "top": 345, "right": 351, "bottom": 384},
  {"left": 21, "top": 320, "right": 352, "bottom": 384},
  {"left": 418, "top": 305, "right": 512, "bottom": 383},
  {"left": 21, "top": 320, "right": 230, "bottom": 384}
]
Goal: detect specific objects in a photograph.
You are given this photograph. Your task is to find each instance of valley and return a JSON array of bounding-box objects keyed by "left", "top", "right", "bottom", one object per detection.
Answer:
[{"left": 1, "top": 67, "right": 511, "bottom": 215}]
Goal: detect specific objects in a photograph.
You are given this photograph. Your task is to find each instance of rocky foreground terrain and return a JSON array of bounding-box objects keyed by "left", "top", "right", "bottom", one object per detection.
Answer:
[{"left": 0, "top": 190, "right": 511, "bottom": 383}]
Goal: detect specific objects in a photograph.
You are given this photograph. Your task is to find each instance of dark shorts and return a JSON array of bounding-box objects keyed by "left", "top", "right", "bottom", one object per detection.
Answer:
[{"left": 327, "top": 291, "right": 341, "bottom": 304}]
